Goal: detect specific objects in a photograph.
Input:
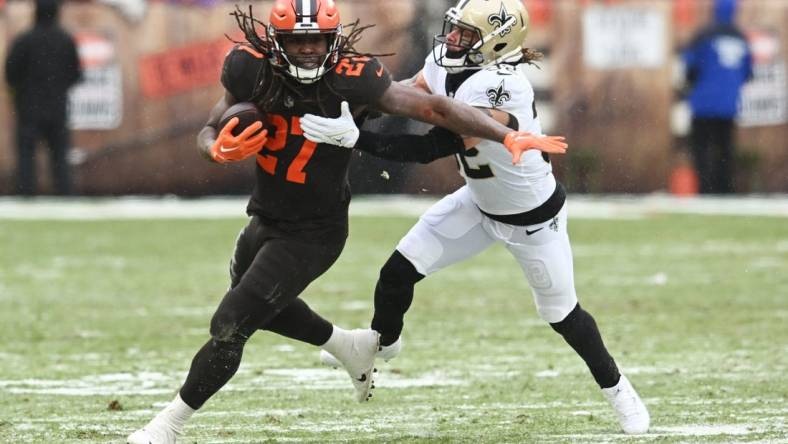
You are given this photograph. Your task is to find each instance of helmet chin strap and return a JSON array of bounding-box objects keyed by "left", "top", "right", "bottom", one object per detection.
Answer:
[
  {"left": 289, "top": 68, "right": 322, "bottom": 84},
  {"left": 281, "top": 54, "right": 326, "bottom": 84},
  {"left": 435, "top": 44, "right": 480, "bottom": 73}
]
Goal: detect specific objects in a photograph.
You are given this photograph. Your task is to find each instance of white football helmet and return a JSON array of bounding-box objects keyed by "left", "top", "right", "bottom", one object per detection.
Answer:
[{"left": 434, "top": 0, "right": 530, "bottom": 73}]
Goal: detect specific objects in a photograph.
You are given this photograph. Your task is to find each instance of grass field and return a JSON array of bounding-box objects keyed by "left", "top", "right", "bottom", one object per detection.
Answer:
[{"left": 0, "top": 199, "right": 786, "bottom": 443}]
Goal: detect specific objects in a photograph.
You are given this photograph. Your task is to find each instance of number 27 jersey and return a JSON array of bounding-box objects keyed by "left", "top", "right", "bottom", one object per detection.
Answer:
[{"left": 221, "top": 45, "right": 392, "bottom": 230}]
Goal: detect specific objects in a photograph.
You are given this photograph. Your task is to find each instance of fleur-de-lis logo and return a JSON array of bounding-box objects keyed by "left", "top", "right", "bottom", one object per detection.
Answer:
[
  {"left": 486, "top": 80, "right": 512, "bottom": 107},
  {"left": 488, "top": 3, "right": 516, "bottom": 36}
]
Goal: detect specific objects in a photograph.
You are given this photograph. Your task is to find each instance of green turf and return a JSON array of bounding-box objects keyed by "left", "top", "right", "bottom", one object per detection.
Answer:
[{"left": 0, "top": 214, "right": 786, "bottom": 443}]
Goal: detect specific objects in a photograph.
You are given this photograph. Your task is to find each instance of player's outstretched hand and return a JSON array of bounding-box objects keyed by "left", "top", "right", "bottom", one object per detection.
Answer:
[
  {"left": 301, "top": 101, "right": 360, "bottom": 148},
  {"left": 210, "top": 117, "right": 268, "bottom": 163},
  {"left": 503, "top": 131, "right": 568, "bottom": 164}
]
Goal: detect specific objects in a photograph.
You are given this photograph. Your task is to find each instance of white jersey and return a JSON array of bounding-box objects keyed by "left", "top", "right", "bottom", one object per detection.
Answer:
[{"left": 422, "top": 50, "right": 555, "bottom": 215}]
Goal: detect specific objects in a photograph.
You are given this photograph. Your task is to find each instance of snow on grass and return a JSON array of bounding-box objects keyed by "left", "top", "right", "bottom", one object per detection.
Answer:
[
  {"left": 2, "top": 195, "right": 787, "bottom": 220},
  {"left": 380, "top": 370, "right": 467, "bottom": 388},
  {"left": 553, "top": 424, "right": 766, "bottom": 442},
  {"left": 650, "top": 424, "right": 759, "bottom": 436},
  {"left": 0, "top": 367, "right": 468, "bottom": 399},
  {"left": 0, "top": 372, "right": 174, "bottom": 396}
]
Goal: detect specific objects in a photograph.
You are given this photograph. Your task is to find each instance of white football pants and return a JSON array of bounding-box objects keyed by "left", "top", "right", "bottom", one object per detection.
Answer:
[{"left": 397, "top": 185, "right": 578, "bottom": 323}]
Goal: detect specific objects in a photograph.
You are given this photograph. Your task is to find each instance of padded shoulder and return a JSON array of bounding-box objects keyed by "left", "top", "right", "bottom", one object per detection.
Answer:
[
  {"left": 220, "top": 44, "right": 269, "bottom": 102},
  {"left": 328, "top": 56, "right": 393, "bottom": 105}
]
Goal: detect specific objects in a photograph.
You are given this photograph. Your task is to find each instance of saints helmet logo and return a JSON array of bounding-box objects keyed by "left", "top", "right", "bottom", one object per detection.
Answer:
[
  {"left": 486, "top": 80, "right": 512, "bottom": 107},
  {"left": 488, "top": 3, "right": 516, "bottom": 37}
]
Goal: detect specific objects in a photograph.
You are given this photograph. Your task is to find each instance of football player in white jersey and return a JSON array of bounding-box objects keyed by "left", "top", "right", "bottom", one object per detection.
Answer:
[{"left": 302, "top": 0, "right": 649, "bottom": 435}]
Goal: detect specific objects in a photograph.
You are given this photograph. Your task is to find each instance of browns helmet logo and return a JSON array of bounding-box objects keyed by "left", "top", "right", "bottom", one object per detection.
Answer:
[
  {"left": 487, "top": 4, "right": 515, "bottom": 37},
  {"left": 486, "top": 80, "right": 512, "bottom": 107}
]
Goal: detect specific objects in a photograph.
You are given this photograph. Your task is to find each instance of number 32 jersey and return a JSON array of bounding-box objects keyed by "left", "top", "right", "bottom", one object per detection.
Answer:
[
  {"left": 421, "top": 51, "right": 555, "bottom": 215},
  {"left": 221, "top": 45, "right": 391, "bottom": 231}
]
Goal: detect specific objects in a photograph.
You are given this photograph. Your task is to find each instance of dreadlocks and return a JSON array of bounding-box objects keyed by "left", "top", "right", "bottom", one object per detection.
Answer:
[
  {"left": 226, "top": 5, "right": 392, "bottom": 114},
  {"left": 521, "top": 47, "right": 543, "bottom": 66},
  {"left": 336, "top": 19, "right": 394, "bottom": 59},
  {"left": 228, "top": 5, "right": 273, "bottom": 56},
  {"left": 228, "top": 5, "right": 392, "bottom": 59}
]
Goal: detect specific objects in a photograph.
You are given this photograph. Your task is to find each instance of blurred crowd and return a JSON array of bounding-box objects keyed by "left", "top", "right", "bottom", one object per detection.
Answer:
[{"left": 1, "top": 0, "right": 787, "bottom": 196}]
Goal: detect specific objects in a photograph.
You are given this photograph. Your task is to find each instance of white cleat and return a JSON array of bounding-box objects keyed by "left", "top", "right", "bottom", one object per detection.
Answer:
[
  {"left": 127, "top": 421, "right": 177, "bottom": 444},
  {"left": 328, "top": 329, "right": 380, "bottom": 402},
  {"left": 321, "top": 336, "right": 402, "bottom": 368},
  {"left": 602, "top": 374, "right": 650, "bottom": 434}
]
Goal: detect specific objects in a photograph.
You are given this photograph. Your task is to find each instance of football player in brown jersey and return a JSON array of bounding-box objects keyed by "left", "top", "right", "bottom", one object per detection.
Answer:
[{"left": 128, "top": 1, "right": 566, "bottom": 442}]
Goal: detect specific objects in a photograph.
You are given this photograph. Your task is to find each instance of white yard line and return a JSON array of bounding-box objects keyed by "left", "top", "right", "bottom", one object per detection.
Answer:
[
  {"left": 0, "top": 368, "right": 468, "bottom": 397},
  {"left": 1, "top": 194, "right": 788, "bottom": 220}
]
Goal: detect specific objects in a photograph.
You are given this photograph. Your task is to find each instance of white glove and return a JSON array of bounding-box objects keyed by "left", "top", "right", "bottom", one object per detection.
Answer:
[{"left": 301, "top": 101, "right": 360, "bottom": 148}]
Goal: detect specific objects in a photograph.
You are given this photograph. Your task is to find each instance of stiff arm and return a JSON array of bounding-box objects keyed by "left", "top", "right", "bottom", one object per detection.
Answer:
[
  {"left": 372, "top": 80, "right": 513, "bottom": 145},
  {"left": 375, "top": 71, "right": 565, "bottom": 161},
  {"left": 401, "top": 70, "right": 512, "bottom": 149}
]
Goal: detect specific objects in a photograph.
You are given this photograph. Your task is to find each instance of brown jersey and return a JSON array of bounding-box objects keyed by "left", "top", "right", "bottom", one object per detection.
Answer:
[{"left": 220, "top": 45, "right": 392, "bottom": 233}]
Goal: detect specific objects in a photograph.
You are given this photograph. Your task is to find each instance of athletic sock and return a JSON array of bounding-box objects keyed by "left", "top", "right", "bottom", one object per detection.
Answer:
[
  {"left": 321, "top": 325, "right": 352, "bottom": 358},
  {"left": 152, "top": 393, "right": 196, "bottom": 434}
]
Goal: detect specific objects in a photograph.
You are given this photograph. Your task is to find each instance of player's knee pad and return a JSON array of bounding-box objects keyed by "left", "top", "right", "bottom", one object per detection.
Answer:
[
  {"left": 534, "top": 292, "right": 577, "bottom": 323},
  {"left": 537, "top": 303, "right": 576, "bottom": 324},
  {"left": 379, "top": 250, "right": 424, "bottom": 288},
  {"left": 532, "top": 281, "right": 578, "bottom": 323}
]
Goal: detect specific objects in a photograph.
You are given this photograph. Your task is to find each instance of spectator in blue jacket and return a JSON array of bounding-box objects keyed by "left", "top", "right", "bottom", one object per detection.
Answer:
[{"left": 682, "top": 0, "right": 753, "bottom": 194}]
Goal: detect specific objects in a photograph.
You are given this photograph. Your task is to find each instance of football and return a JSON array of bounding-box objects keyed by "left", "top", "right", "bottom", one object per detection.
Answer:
[{"left": 219, "top": 102, "right": 265, "bottom": 137}]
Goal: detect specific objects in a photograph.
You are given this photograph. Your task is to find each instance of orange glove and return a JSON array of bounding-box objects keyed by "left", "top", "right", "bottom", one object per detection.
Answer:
[
  {"left": 210, "top": 117, "right": 268, "bottom": 164},
  {"left": 503, "top": 131, "right": 568, "bottom": 165}
]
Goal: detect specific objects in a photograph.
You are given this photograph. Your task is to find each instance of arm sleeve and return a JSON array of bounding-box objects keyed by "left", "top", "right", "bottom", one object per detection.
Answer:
[{"left": 354, "top": 126, "right": 465, "bottom": 164}]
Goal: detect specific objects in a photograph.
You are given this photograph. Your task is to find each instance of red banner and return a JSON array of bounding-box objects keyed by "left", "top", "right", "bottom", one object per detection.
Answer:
[
  {"left": 139, "top": 38, "right": 234, "bottom": 98},
  {"left": 525, "top": 0, "right": 552, "bottom": 27}
]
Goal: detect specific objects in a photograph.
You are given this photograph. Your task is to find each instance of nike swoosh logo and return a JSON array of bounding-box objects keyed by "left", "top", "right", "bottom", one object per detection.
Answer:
[
  {"left": 376, "top": 66, "right": 384, "bottom": 77},
  {"left": 356, "top": 373, "right": 367, "bottom": 382},
  {"left": 525, "top": 227, "right": 543, "bottom": 236},
  {"left": 219, "top": 146, "right": 238, "bottom": 153}
]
